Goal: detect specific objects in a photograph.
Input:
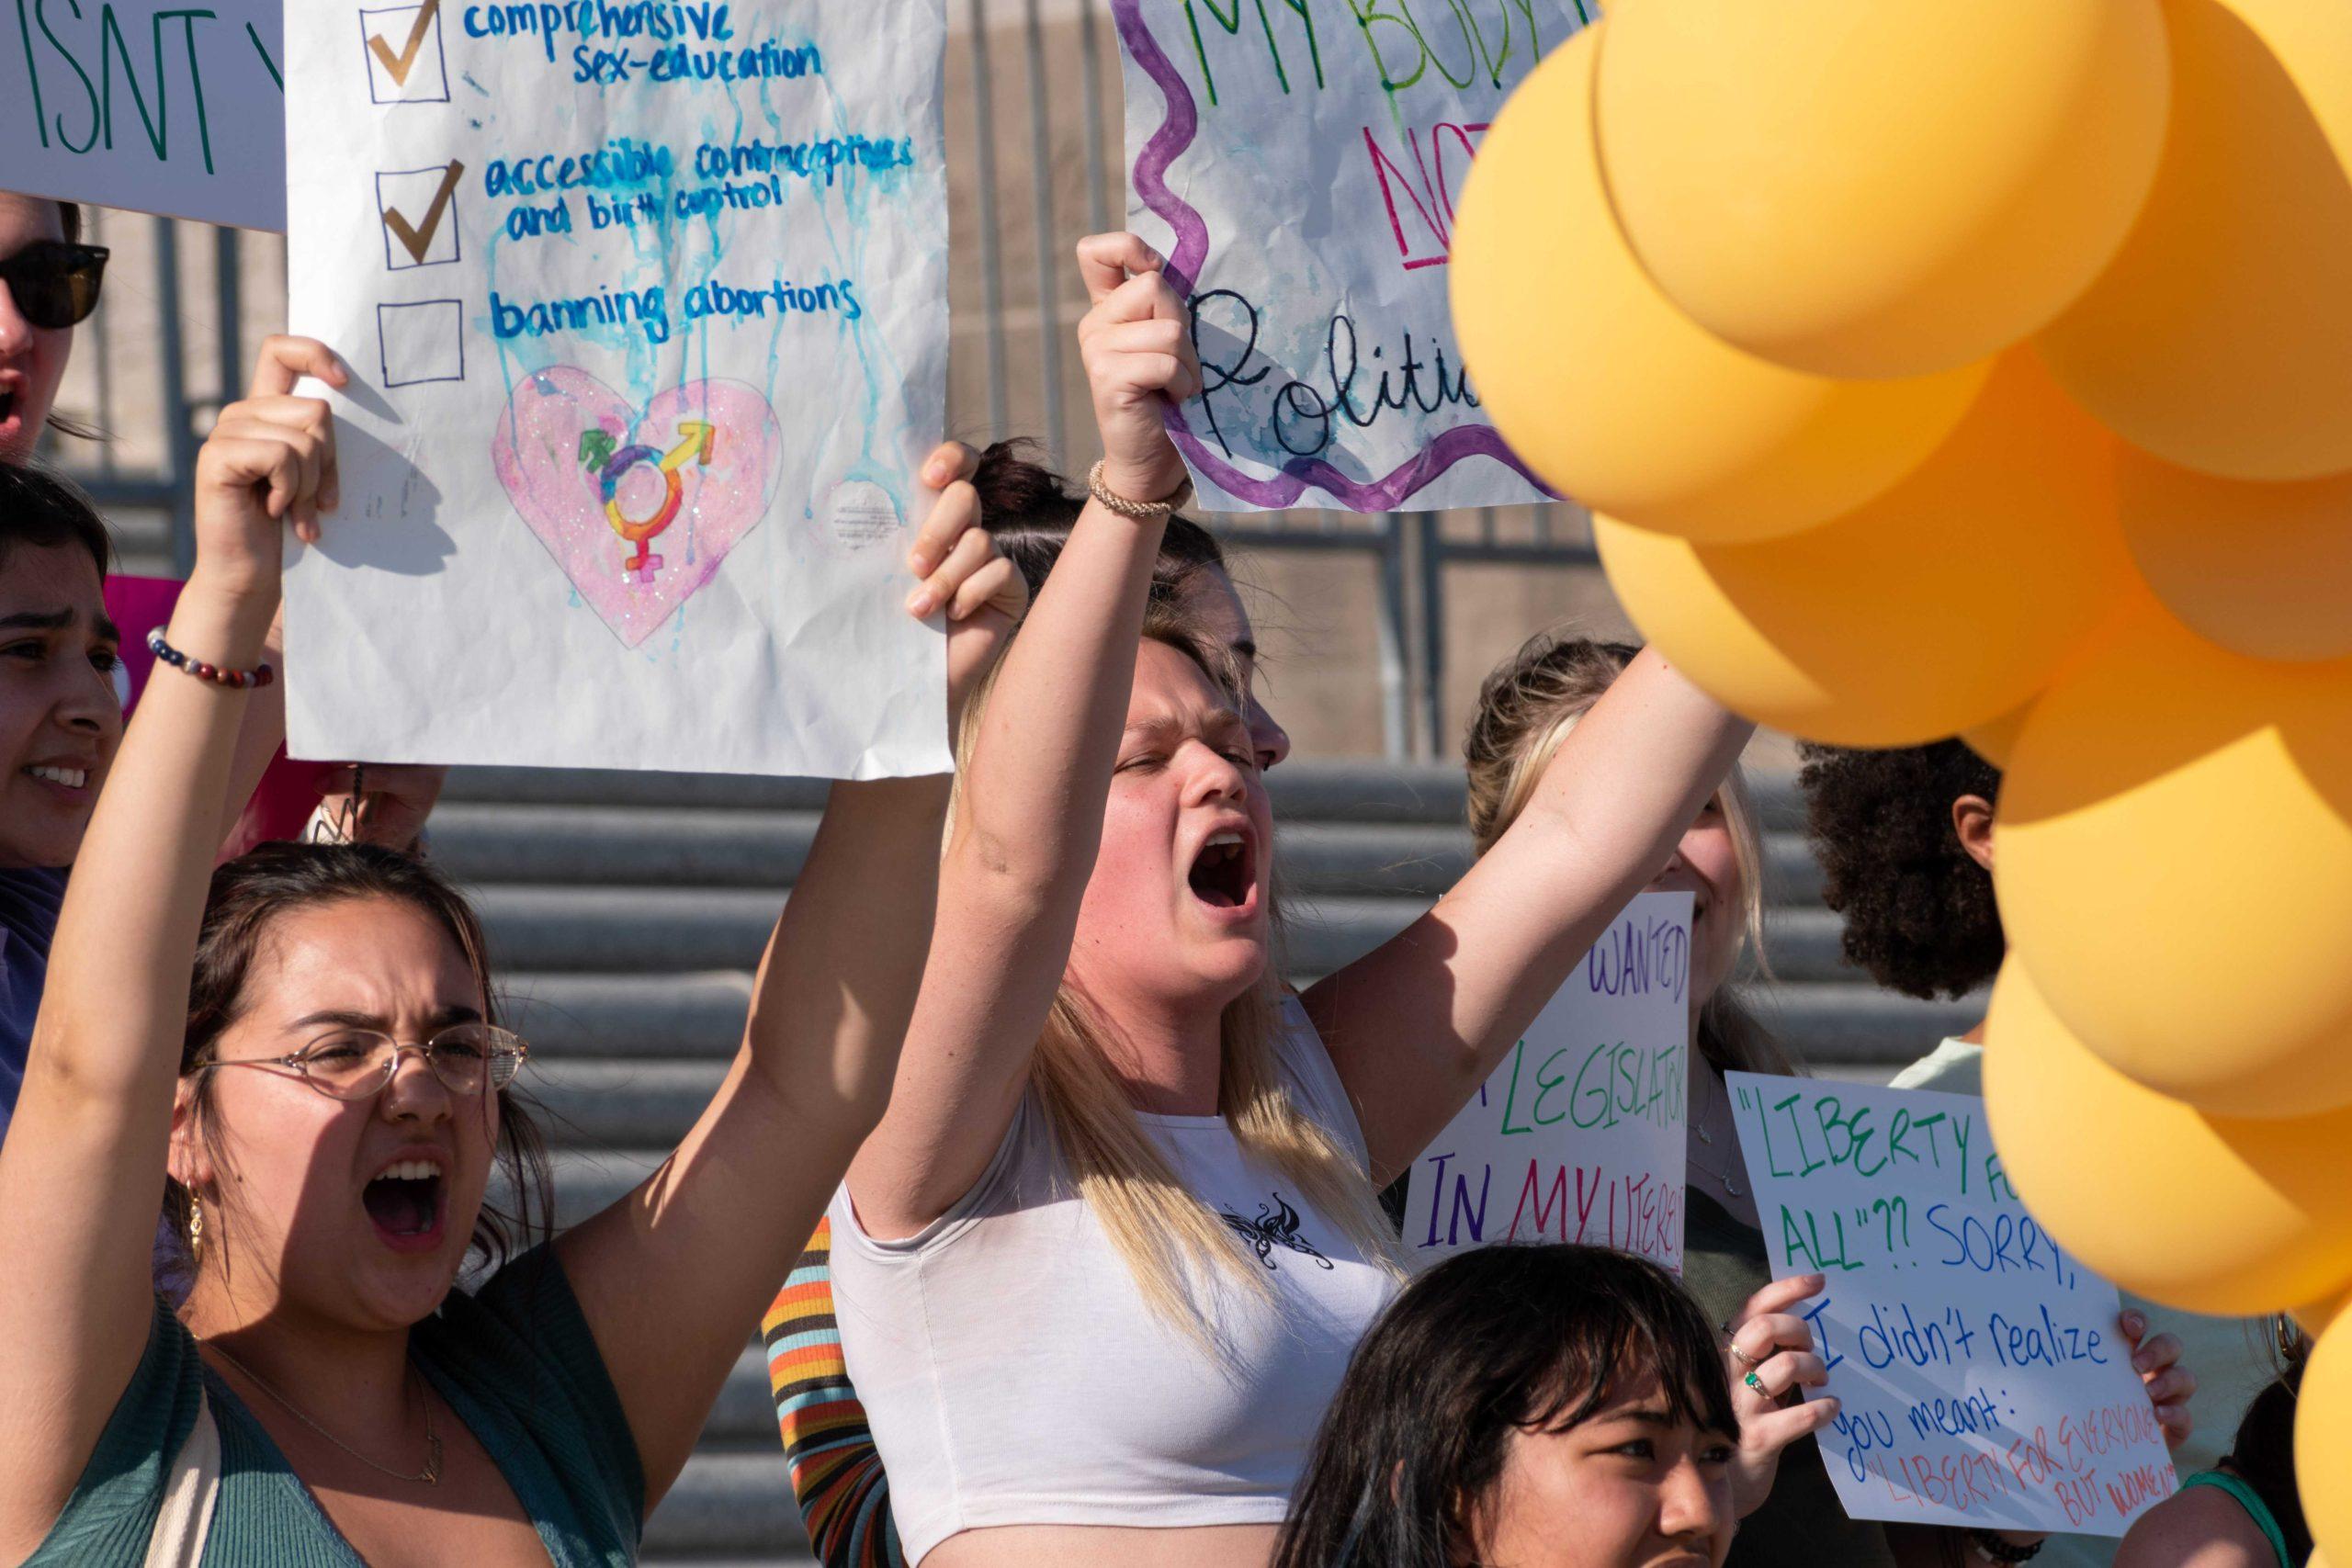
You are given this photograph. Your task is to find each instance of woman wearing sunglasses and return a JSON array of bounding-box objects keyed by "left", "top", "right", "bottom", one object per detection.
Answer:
[
  {"left": 0, "top": 337, "right": 1027, "bottom": 1564},
  {"left": 0, "top": 193, "right": 107, "bottom": 461}
]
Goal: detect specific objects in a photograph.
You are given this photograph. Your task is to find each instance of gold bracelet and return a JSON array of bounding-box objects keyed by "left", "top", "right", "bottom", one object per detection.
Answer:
[{"left": 1087, "top": 459, "right": 1194, "bottom": 522}]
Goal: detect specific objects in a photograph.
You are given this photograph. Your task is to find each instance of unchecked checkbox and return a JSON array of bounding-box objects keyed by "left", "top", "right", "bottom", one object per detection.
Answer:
[{"left": 378, "top": 299, "right": 466, "bottom": 388}]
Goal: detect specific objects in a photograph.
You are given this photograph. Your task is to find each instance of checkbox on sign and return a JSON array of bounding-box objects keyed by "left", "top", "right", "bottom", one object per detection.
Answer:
[
  {"left": 377, "top": 162, "right": 465, "bottom": 270},
  {"left": 378, "top": 299, "right": 465, "bottom": 388},
  {"left": 360, "top": 0, "right": 449, "bottom": 104}
]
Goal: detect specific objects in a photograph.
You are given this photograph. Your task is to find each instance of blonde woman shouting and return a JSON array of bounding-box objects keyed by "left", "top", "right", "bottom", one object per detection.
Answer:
[{"left": 828, "top": 232, "right": 1757, "bottom": 1568}]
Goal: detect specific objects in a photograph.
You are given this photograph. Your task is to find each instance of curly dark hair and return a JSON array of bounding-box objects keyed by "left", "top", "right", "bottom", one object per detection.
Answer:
[{"left": 1797, "top": 741, "right": 2005, "bottom": 1000}]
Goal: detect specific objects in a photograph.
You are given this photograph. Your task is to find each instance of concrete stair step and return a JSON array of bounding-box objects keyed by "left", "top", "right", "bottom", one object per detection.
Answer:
[
  {"left": 526, "top": 987, "right": 1984, "bottom": 1223},
  {"left": 474, "top": 886, "right": 1435, "bottom": 977},
  {"left": 646, "top": 1450, "right": 807, "bottom": 1561},
  {"left": 437, "top": 807, "right": 1476, "bottom": 900},
  {"left": 434, "top": 806, "right": 820, "bottom": 887},
  {"left": 439, "top": 760, "right": 1473, "bottom": 821},
  {"left": 501, "top": 973, "right": 755, "bottom": 1061}
]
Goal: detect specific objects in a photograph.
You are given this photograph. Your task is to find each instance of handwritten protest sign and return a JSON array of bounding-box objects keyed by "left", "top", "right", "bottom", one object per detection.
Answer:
[
  {"left": 1408, "top": 893, "right": 1689, "bottom": 1270},
  {"left": 281, "top": 0, "right": 951, "bottom": 776},
  {"left": 4, "top": 0, "right": 286, "bottom": 229},
  {"left": 1112, "top": 0, "right": 1585, "bottom": 513},
  {"left": 1725, "top": 1074, "right": 2177, "bottom": 1537}
]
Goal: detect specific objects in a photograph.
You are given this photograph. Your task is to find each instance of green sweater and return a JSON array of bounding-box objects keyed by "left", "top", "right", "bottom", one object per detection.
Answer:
[{"left": 28, "top": 1247, "right": 645, "bottom": 1565}]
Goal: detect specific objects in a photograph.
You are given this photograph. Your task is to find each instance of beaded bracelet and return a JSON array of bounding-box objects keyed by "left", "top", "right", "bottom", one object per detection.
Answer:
[{"left": 147, "top": 627, "right": 275, "bottom": 689}]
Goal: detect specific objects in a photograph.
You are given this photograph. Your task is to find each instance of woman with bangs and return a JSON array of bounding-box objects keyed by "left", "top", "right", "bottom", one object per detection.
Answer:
[
  {"left": 1276, "top": 1244, "right": 1743, "bottom": 1568},
  {"left": 1461, "top": 637, "right": 2200, "bottom": 1568},
  {"left": 826, "top": 232, "right": 1758, "bottom": 1568}
]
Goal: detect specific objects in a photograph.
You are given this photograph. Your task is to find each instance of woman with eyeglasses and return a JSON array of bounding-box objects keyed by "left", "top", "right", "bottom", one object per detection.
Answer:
[{"left": 0, "top": 335, "right": 1029, "bottom": 1564}]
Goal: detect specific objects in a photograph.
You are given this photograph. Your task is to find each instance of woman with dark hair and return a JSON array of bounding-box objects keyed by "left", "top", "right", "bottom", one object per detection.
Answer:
[
  {"left": 0, "top": 462, "right": 119, "bottom": 1150},
  {"left": 0, "top": 333, "right": 1027, "bottom": 1562},
  {"left": 1275, "top": 1243, "right": 1742, "bottom": 1568},
  {"left": 0, "top": 208, "right": 441, "bottom": 1175}
]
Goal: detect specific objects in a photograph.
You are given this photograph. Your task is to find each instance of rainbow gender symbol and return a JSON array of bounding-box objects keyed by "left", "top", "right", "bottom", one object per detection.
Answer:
[{"left": 577, "top": 421, "right": 718, "bottom": 584}]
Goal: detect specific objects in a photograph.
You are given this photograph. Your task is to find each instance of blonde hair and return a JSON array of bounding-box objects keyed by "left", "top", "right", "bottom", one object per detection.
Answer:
[
  {"left": 1463, "top": 632, "right": 1797, "bottom": 1078},
  {"left": 954, "top": 610, "right": 1403, "bottom": 1350}
]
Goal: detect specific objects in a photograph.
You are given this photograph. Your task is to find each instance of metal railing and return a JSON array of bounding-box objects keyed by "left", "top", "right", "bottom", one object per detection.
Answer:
[{"left": 35, "top": 0, "right": 1596, "bottom": 758}]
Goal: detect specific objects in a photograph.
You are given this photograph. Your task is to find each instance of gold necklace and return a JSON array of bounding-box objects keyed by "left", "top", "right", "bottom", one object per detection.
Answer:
[{"left": 205, "top": 1343, "right": 443, "bottom": 1486}]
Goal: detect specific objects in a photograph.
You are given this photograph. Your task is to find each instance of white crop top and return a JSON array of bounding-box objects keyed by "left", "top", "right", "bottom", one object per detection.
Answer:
[{"left": 827, "top": 998, "right": 1398, "bottom": 1563}]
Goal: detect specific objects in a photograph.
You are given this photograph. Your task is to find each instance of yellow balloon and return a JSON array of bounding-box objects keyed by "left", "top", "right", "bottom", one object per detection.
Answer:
[
  {"left": 2039, "top": 0, "right": 2352, "bottom": 480},
  {"left": 1592, "top": 352, "right": 2133, "bottom": 746},
  {"left": 1450, "top": 24, "right": 1989, "bottom": 544},
  {"left": 1984, "top": 962, "right": 2352, "bottom": 1316},
  {"left": 1595, "top": 0, "right": 2171, "bottom": 378},
  {"left": 1962, "top": 704, "right": 2034, "bottom": 770},
  {"left": 2301, "top": 1286, "right": 2352, "bottom": 1339},
  {"left": 1996, "top": 592, "right": 2352, "bottom": 1115},
  {"left": 2302, "top": 1314, "right": 2352, "bottom": 1563},
  {"left": 2118, "top": 443, "right": 2352, "bottom": 662}
]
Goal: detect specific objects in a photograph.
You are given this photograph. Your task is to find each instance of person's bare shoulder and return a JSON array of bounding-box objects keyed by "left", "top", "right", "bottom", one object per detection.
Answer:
[{"left": 2113, "top": 1483, "right": 2277, "bottom": 1568}]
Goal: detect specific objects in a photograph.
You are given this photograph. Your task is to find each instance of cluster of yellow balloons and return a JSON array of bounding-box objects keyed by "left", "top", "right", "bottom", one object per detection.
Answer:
[{"left": 1452, "top": 0, "right": 2350, "bottom": 1540}]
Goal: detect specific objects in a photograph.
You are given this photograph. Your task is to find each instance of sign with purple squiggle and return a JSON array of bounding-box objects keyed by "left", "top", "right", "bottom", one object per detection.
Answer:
[{"left": 1112, "top": 0, "right": 1589, "bottom": 513}]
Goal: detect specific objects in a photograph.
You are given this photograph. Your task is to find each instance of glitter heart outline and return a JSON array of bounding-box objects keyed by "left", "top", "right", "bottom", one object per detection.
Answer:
[{"left": 490, "top": 367, "right": 785, "bottom": 649}]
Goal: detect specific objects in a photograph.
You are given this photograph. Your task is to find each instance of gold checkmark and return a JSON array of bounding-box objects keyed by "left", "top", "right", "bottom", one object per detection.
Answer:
[
  {"left": 382, "top": 160, "right": 466, "bottom": 266},
  {"left": 365, "top": 0, "right": 440, "bottom": 87}
]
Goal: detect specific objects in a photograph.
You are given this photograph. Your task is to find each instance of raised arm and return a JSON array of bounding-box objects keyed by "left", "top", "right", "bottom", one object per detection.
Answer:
[
  {"left": 0, "top": 338, "right": 343, "bottom": 1559},
  {"left": 553, "top": 439, "right": 1028, "bottom": 1506},
  {"left": 1305, "top": 649, "right": 1752, "bottom": 1183},
  {"left": 843, "top": 231, "right": 1200, "bottom": 1240}
]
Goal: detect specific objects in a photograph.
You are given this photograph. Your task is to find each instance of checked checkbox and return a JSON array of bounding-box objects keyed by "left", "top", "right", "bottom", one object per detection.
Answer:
[
  {"left": 379, "top": 162, "right": 466, "bottom": 270},
  {"left": 378, "top": 299, "right": 466, "bottom": 389},
  {"left": 360, "top": 0, "right": 449, "bottom": 104}
]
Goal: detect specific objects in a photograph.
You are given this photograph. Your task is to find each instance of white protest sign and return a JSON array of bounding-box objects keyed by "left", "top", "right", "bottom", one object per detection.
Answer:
[
  {"left": 3, "top": 0, "right": 285, "bottom": 230},
  {"left": 282, "top": 0, "right": 951, "bottom": 776},
  {"left": 1111, "top": 0, "right": 1585, "bottom": 513},
  {"left": 1408, "top": 892, "right": 1689, "bottom": 1270},
  {"left": 1725, "top": 1074, "right": 2177, "bottom": 1537}
]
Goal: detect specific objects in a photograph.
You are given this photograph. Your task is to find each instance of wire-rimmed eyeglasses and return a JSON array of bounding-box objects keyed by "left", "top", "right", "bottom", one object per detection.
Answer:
[{"left": 192, "top": 1022, "right": 528, "bottom": 1101}]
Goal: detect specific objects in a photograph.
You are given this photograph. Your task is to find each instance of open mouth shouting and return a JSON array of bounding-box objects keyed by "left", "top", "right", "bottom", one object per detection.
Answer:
[
  {"left": 363, "top": 1151, "right": 448, "bottom": 1253},
  {"left": 1185, "top": 822, "right": 1261, "bottom": 920}
]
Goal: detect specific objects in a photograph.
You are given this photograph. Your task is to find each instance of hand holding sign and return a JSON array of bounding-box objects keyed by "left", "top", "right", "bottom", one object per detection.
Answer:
[
  {"left": 1726, "top": 1075, "right": 2178, "bottom": 1538},
  {"left": 1724, "top": 1270, "right": 1840, "bottom": 1517},
  {"left": 192, "top": 337, "right": 350, "bottom": 598},
  {"left": 1075, "top": 232, "right": 1201, "bottom": 506}
]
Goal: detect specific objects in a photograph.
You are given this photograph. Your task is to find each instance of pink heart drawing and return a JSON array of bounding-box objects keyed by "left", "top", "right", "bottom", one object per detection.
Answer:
[{"left": 491, "top": 367, "right": 784, "bottom": 648}]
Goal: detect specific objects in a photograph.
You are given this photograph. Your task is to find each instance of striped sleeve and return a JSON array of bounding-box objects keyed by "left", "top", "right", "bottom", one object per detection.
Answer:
[{"left": 763, "top": 1217, "right": 906, "bottom": 1568}]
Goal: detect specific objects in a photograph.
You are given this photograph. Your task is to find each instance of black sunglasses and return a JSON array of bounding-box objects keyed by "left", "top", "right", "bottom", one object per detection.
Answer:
[{"left": 1, "top": 241, "right": 108, "bottom": 330}]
